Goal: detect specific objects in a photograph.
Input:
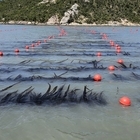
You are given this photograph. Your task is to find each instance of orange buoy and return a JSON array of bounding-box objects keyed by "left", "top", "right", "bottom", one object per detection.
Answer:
[
  {"left": 25, "top": 46, "right": 29, "bottom": 49},
  {"left": 31, "top": 44, "right": 35, "bottom": 47},
  {"left": 36, "top": 42, "right": 40, "bottom": 46},
  {"left": 108, "top": 65, "right": 115, "bottom": 71},
  {"left": 117, "top": 59, "right": 123, "bottom": 64},
  {"left": 97, "top": 52, "right": 102, "bottom": 56},
  {"left": 116, "top": 49, "right": 121, "bottom": 53},
  {"left": 93, "top": 74, "right": 102, "bottom": 81},
  {"left": 119, "top": 96, "right": 131, "bottom": 106},
  {"left": 15, "top": 49, "right": 19, "bottom": 53},
  {"left": 110, "top": 40, "right": 115, "bottom": 46},
  {"left": 116, "top": 46, "right": 121, "bottom": 50},
  {"left": 0, "top": 51, "right": 3, "bottom": 56}
]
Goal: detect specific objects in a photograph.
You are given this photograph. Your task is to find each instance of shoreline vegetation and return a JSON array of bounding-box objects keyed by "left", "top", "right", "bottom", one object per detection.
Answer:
[{"left": 0, "top": 0, "right": 140, "bottom": 26}]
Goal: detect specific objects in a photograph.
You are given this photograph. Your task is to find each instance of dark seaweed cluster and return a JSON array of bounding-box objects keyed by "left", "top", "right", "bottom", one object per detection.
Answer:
[
  {"left": 4, "top": 74, "right": 93, "bottom": 82},
  {"left": 0, "top": 83, "right": 107, "bottom": 106},
  {"left": 111, "top": 72, "right": 140, "bottom": 81},
  {"left": 115, "top": 63, "right": 139, "bottom": 69}
]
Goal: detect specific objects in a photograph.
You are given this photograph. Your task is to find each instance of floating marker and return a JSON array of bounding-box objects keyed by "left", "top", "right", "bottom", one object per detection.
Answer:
[
  {"left": 119, "top": 96, "right": 131, "bottom": 106},
  {"left": 25, "top": 46, "right": 29, "bottom": 49},
  {"left": 93, "top": 74, "right": 102, "bottom": 81},
  {"left": 108, "top": 65, "right": 115, "bottom": 71},
  {"left": 15, "top": 49, "right": 19, "bottom": 53},
  {"left": 117, "top": 59, "right": 124, "bottom": 64},
  {"left": 116, "top": 46, "right": 121, "bottom": 50},
  {"left": 0, "top": 51, "right": 3, "bottom": 56},
  {"left": 31, "top": 44, "right": 35, "bottom": 47},
  {"left": 110, "top": 40, "right": 115, "bottom": 46},
  {"left": 116, "top": 49, "right": 121, "bottom": 53},
  {"left": 97, "top": 52, "right": 102, "bottom": 56}
]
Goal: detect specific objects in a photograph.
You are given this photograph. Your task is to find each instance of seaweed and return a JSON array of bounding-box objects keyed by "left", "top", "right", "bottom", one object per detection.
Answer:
[
  {"left": 0, "top": 84, "right": 107, "bottom": 106},
  {"left": 132, "top": 72, "right": 140, "bottom": 80}
]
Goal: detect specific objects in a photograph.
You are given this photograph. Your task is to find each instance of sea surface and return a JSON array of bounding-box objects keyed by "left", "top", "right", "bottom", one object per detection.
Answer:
[{"left": 0, "top": 25, "right": 140, "bottom": 140}]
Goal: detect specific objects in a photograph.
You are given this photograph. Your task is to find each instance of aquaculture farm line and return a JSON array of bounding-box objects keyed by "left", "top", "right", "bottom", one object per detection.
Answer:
[{"left": 0, "top": 26, "right": 139, "bottom": 106}]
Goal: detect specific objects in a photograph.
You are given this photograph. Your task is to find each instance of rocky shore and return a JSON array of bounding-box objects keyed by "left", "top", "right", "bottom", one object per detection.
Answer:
[{"left": 1, "top": 19, "right": 140, "bottom": 26}]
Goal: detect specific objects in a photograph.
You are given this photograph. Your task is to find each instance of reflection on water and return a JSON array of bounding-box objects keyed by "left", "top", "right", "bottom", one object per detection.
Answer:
[{"left": 0, "top": 25, "right": 140, "bottom": 140}]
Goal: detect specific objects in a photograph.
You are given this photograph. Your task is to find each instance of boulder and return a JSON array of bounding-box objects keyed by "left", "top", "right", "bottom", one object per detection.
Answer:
[
  {"left": 38, "top": 0, "right": 56, "bottom": 4},
  {"left": 60, "top": 3, "right": 79, "bottom": 25},
  {"left": 47, "top": 15, "right": 59, "bottom": 25}
]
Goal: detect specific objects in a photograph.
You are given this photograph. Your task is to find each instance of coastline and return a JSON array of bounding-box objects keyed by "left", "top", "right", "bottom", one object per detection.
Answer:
[{"left": 0, "top": 20, "right": 140, "bottom": 27}]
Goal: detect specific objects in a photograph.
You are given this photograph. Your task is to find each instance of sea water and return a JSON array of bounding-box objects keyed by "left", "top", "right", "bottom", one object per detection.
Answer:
[{"left": 0, "top": 25, "right": 140, "bottom": 140}]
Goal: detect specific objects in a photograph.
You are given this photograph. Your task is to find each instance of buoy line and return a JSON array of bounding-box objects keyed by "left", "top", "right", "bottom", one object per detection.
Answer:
[{"left": 0, "top": 26, "right": 139, "bottom": 107}]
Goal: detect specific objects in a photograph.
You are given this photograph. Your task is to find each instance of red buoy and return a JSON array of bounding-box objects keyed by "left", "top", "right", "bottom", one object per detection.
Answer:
[
  {"left": 31, "top": 44, "right": 35, "bottom": 47},
  {"left": 97, "top": 52, "right": 102, "bottom": 56},
  {"left": 116, "top": 46, "right": 121, "bottom": 50},
  {"left": 108, "top": 65, "right": 115, "bottom": 71},
  {"left": 44, "top": 39, "right": 47, "bottom": 43},
  {"left": 116, "top": 49, "right": 121, "bottom": 53},
  {"left": 25, "top": 46, "right": 29, "bottom": 49},
  {"left": 117, "top": 59, "right": 124, "bottom": 64},
  {"left": 0, "top": 51, "right": 3, "bottom": 56},
  {"left": 93, "top": 74, "right": 102, "bottom": 81},
  {"left": 109, "top": 40, "right": 115, "bottom": 46},
  {"left": 37, "top": 41, "right": 41, "bottom": 45},
  {"left": 15, "top": 49, "right": 19, "bottom": 53},
  {"left": 36, "top": 42, "right": 40, "bottom": 46},
  {"left": 119, "top": 96, "right": 131, "bottom": 106}
]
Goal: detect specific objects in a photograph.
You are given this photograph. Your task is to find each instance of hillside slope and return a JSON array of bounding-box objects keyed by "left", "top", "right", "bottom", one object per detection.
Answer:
[{"left": 0, "top": 0, "right": 140, "bottom": 25}]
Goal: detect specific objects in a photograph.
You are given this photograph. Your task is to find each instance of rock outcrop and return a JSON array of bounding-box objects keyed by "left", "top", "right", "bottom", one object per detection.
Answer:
[
  {"left": 47, "top": 15, "right": 59, "bottom": 25},
  {"left": 38, "top": 0, "right": 56, "bottom": 4},
  {"left": 60, "top": 3, "right": 79, "bottom": 25}
]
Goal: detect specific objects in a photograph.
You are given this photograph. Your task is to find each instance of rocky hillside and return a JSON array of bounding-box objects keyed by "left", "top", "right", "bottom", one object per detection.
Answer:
[{"left": 0, "top": 0, "right": 140, "bottom": 25}]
